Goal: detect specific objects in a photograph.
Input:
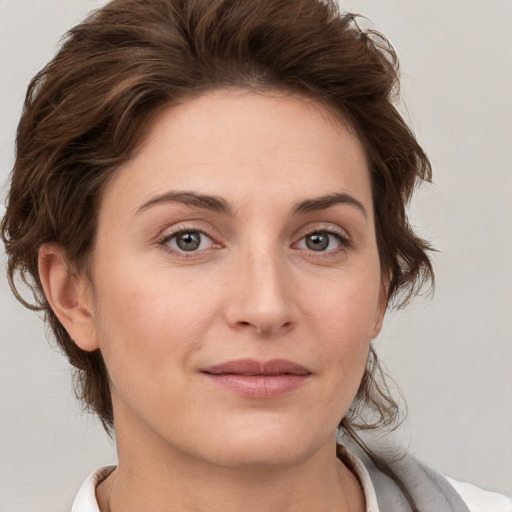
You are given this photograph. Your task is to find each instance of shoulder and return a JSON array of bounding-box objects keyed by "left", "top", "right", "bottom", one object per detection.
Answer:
[
  {"left": 340, "top": 441, "right": 512, "bottom": 512},
  {"left": 71, "top": 466, "right": 115, "bottom": 512},
  {"left": 447, "top": 477, "right": 512, "bottom": 512}
]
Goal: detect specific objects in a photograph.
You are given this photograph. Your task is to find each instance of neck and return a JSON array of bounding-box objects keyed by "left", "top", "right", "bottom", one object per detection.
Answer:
[{"left": 97, "top": 409, "right": 365, "bottom": 512}]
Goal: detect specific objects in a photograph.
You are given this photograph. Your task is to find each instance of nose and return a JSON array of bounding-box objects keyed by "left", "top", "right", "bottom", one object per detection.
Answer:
[{"left": 224, "top": 245, "right": 297, "bottom": 337}]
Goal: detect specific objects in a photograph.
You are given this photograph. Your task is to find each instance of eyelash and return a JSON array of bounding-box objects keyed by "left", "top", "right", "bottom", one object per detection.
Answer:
[
  {"left": 156, "top": 226, "right": 352, "bottom": 258},
  {"left": 295, "top": 227, "right": 352, "bottom": 258},
  {"left": 157, "top": 226, "right": 219, "bottom": 258}
]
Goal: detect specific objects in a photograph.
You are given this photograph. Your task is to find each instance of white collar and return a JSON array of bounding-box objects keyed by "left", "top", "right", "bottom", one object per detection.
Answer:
[
  {"left": 71, "top": 448, "right": 380, "bottom": 512},
  {"left": 72, "top": 465, "right": 115, "bottom": 512}
]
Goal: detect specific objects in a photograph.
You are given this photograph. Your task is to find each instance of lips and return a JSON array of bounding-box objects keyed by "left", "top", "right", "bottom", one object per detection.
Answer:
[
  {"left": 201, "top": 358, "right": 311, "bottom": 398},
  {"left": 203, "top": 358, "right": 311, "bottom": 376}
]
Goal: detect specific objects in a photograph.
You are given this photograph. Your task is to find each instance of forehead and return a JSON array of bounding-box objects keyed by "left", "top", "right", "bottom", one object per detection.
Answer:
[{"left": 100, "top": 89, "right": 372, "bottom": 218}]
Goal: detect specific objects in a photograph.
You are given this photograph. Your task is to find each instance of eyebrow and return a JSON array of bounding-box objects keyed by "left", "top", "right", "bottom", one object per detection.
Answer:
[
  {"left": 136, "top": 191, "right": 232, "bottom": 215},
  {"left": 292, "top": 192, "right": 368, "bottom": 220},
  {"left": 136, "top": 190, "right": 367, "bottom": 220}
]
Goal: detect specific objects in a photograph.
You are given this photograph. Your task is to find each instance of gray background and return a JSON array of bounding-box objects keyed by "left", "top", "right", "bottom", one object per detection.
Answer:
[{"left": 1, "top": 0, "right": 511, "bottom": 510}]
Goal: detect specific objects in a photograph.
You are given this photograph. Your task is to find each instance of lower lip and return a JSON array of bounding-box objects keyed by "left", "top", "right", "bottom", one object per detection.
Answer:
[{"left": 203, "top": 373, "right": 310, "bottom": 398}]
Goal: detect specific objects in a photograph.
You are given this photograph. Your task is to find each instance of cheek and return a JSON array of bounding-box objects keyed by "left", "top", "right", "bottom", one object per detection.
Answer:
[
  {"left": 302, "top": 272, "right": 381, "bottom": 399},
  {"left": 305, "top": 273, "right": 382, "bottom": 345},
  {"left": 90, "top": 261, "right": 219, "bottom": 381}
]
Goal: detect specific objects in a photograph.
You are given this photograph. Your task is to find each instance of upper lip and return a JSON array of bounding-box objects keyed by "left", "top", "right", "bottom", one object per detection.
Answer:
[{"left": 202, "top": 358, "right": 311, "bottom": 376}]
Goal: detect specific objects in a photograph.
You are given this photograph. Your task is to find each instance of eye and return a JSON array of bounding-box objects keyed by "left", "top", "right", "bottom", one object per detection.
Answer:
[
  {"left": 165, "top": 230, "right": 214, "bottom": 252},
  {"left": 296, "top": 230, "right": 346, "bottom": 252}
]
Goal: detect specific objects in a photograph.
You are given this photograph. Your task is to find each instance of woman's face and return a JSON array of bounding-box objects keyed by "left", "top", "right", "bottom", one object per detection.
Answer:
[{"left": 83, "top": 89, "right": 386, "bottom": 468}]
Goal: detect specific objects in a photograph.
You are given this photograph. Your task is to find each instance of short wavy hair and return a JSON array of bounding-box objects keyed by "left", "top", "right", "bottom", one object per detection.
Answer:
[{"left": 1, "top": 0, "right": 433, "bottom": 440}]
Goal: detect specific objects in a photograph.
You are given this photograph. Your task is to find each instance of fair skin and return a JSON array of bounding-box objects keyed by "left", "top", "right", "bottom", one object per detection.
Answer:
[{"left": 39, "top": 89, "right": 386, "bottom": 512}]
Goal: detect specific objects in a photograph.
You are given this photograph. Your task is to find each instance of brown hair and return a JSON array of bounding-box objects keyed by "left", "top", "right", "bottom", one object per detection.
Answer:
[{"left": 1, "top": 0, "right": 432, "bottom": 495}]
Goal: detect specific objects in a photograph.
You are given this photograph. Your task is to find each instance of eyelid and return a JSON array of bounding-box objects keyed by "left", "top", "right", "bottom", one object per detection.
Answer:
[
  {"left": 292, "top": 224, "right": 353, "bottom": 255},
  {"left": 156, "top": 219, "right": 222, "bottom": 242},
  {"left": 167, "top": 230, "right": 213, "bottom": 251},
  {"left": 295, "top": 223, "right": 351, "bottom": 243},
  {"left": 157, "top": 223, "right": 224, "bottom": 256}
]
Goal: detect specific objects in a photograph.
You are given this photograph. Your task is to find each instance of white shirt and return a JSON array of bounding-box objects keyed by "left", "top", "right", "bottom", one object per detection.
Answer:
[{"left": 71, "top": 454, "right": 512, "bottom": 512}]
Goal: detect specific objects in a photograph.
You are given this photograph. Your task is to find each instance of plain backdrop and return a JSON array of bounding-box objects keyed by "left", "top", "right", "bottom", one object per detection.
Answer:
[{"left": 1, "top": 0, "right": 511, "bottom": 510}]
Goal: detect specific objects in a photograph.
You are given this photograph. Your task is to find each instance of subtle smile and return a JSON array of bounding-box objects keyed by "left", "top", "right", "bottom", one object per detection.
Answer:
[{"left": 201, "top": 358, "right": 312, "bottom": 399}]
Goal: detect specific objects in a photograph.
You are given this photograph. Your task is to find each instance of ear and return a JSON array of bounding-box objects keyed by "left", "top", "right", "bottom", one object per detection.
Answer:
[
  {"left": 38, "top": 243, "right": 99, "bottom": 352},
  {"left": 371, "top": 276, "right": 390, "bottom": 339}
]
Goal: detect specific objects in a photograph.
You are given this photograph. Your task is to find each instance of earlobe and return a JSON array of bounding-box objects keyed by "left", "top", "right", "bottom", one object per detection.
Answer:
[
  {"left": 371, "top": 279, "right": 389, "bottom": 339},
  {"left": 371, "top": 308, "right": 386, "bottom": 339},
  {"left": 38, "top": 244, "right": 99, "bottom": 352}
]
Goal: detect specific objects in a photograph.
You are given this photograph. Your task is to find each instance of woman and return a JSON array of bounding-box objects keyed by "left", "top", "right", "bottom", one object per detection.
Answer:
[{"left": 1, "top": 0, "right": 510, "bottom": 510}]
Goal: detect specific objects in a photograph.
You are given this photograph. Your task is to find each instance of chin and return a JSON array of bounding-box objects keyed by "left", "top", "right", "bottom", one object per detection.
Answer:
[{"left": 199, "top": 421, "right": 330, "bottom": 470}]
